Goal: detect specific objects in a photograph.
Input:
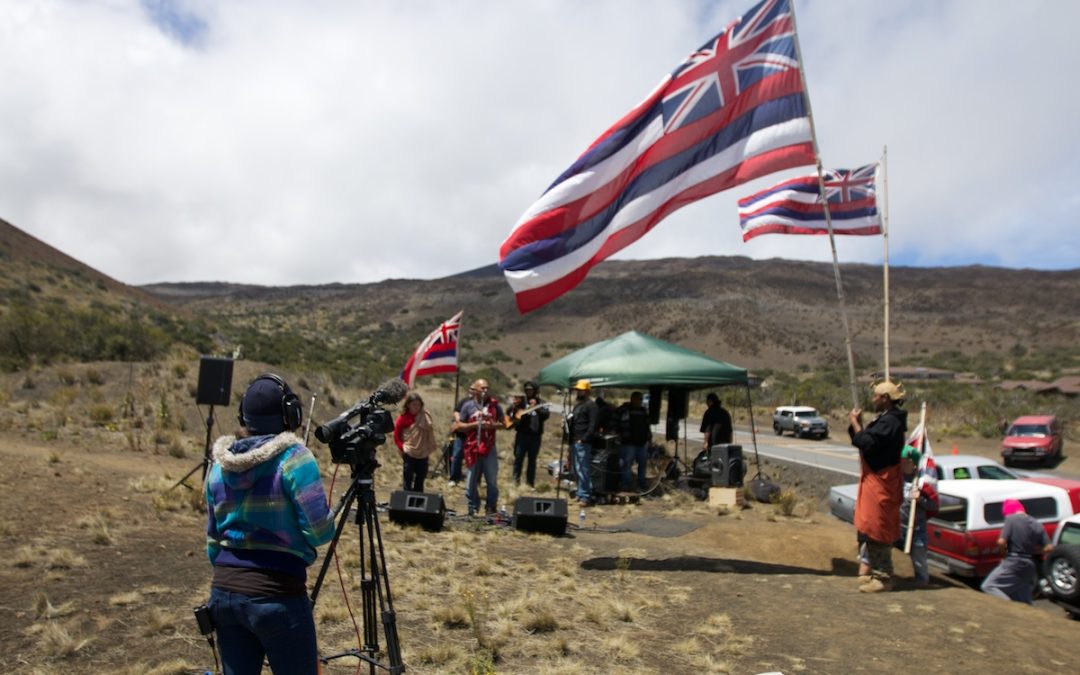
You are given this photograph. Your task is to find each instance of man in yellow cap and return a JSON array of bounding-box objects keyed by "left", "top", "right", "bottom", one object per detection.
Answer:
[
  {"left": 848, "top": 380, "right": 908, "bottom": 592},
  {"left": 569, "top": 379, "right": 599, "bottom": 506}
]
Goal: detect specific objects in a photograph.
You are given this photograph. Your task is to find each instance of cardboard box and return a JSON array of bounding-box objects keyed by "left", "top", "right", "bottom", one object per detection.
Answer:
[{"left": 709, "top": 487, "right": 744, "bottom": 509}]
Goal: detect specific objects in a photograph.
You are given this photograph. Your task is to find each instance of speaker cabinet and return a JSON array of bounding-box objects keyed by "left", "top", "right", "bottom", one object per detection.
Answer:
[
  {"left": 512, "top": 497, "right": 568, "bottom": 536},
  {"left": 589, "top": 447, "right": 622, "bottom": 494},
  {"left": 708, "top": 444, "right": 745, "bottom": 487},
  {"left": 388, "top": 491, "right": 446, "bottom": 532},
  {"left": 196, "top": 356, "right": 234, "bottom": 406},
  {"left": 667, "top": 388, "right": 689, "bottom": 420},
  {"left": 647, "top": 386, "right": 662, "bottom": 424}
]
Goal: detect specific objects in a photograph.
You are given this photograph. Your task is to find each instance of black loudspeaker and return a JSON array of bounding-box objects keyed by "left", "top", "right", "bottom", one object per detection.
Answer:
[
  {"left": 708, "top": 444, "right": 745, "bottom": 487},
  {"left": 589, "top": 446, "right": 622, "bottom": 494},
  {"left": 513, "top": 496, "right": 568, "bottom": 536},
  {"left": 647, "top": 386, "right": 662, "bottom": 424},
  {"left": 196, "top": 357, "right": 234, "bottom": 406},
  {"left": 388, "top": 491, "right": 446, "bottom": 532},
  {"left": 667, "top": 388, "right": 689, "bottom": 420},
  {"left": 665, "top": 416, "right": 681, "bottom": 442}
]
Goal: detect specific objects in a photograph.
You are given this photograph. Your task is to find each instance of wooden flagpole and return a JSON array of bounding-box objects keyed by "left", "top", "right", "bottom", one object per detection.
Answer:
[
  {"left": 789, "top": 4, "right": 860, "bottom": 410},
  {"left": 452, "top": 310, "right": 464, "bottom": 408},
  {"left": 903, "top": 401, "right": 927, "bottom": 554},
  {"left": 881, "top": 146, "right": 891, "bottom": 382}
]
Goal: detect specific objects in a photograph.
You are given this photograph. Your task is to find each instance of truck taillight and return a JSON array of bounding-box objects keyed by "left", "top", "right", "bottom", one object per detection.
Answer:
[{"left": 963, "top": 534, "right": 979, "bottom": 558}]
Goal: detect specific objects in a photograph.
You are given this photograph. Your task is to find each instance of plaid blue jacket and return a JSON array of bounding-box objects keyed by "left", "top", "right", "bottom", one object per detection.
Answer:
[{"left": 205, "top": 432, "right": 333, "bottom": 576}]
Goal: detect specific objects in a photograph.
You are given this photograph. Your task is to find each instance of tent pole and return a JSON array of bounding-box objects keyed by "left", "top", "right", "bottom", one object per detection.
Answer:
[
  {"left": 555, "top": 386, "right": 569, "bottom": 500},
  {"left": 744, "top": 384, "right": 763, "bottom": 476}
]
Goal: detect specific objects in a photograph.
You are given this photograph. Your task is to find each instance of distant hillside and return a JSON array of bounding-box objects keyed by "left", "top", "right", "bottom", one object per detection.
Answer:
[
  {"left": 144, "top": 254, "right": 1080, "bottom": 390},
  {"left": 3, "top": 215, "right": 1078, "bottom": 391},
  {"left": 0, "top": 218, "right": 209, "bottom": 368}
]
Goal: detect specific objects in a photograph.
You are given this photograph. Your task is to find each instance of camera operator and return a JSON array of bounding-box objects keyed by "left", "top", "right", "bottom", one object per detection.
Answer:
[
  {"left": 204, "top": 374, "right": 334, "bottom": 674},
  {"left": 453, "top": 378, "right": 505, "bottom": 516}
]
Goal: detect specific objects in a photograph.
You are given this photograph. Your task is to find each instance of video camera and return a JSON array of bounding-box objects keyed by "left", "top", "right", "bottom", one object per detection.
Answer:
[{"left": 314, "top": 378, "right": 407, "bottom": 469}]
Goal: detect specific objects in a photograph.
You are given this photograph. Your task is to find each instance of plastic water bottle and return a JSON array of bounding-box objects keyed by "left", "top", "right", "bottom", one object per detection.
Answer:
[{"left": 579, "top": 509, "right": 586, "bottom": 527}]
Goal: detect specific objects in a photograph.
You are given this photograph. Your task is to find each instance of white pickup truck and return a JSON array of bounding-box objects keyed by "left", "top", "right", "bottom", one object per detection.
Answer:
[{"left": 1038, "top": 513, "right": 1080, "bottom": 619}]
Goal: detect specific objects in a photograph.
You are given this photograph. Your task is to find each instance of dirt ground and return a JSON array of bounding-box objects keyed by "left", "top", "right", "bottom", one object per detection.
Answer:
[{"left": 1, "top": 429, "right": 1077, "bottom": 675}]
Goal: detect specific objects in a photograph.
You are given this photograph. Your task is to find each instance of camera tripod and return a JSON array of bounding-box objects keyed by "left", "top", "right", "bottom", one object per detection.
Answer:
[
  {"left": 310, "top": 459, "right": 404, "bottom": 674},
  {"left": 170, "top": 404, "right": 217, "bottom": 491}
]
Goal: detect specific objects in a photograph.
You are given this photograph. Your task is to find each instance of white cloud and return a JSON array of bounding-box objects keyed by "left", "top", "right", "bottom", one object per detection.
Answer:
[{"left": 0, "top": 0, "right": 1076, "bottom": 286}]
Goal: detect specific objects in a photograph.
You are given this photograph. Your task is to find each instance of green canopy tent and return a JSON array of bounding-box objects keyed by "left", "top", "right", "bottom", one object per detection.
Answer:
[
  {"left": 537, "top": 330, "right": 747, "bottom": 389},
  {"left": 538, "top": 331, "right": 764, "bottom": 493}
]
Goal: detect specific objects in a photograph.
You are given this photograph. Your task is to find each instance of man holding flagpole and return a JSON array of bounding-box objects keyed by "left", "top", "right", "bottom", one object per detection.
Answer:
[{"left": 848, "top": 381, "right": 907, "bottom": 593}]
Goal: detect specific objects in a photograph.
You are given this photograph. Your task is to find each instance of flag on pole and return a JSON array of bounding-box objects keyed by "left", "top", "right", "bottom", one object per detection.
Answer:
[
  {"left": 905, "top": 419, "right": 937, "bottom": 489},
  {"left": 737, "top": 163, "right": 882, "bottom": 241},
  {"left": 400, "top": 311, "right": 462, "bottom": 388},
  {"left": 499, "top": 0, "right": 815, "bottom": 313}
]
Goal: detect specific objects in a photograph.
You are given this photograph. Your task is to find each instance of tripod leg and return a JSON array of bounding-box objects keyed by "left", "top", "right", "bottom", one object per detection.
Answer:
[{"left": 360, "top": 489, "right": 405, "bottom": 674}]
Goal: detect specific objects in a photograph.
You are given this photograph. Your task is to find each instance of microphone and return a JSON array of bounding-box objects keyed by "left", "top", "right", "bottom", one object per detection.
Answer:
[{"left": 370, "top": 377, "right": 408, "bottom": 407}]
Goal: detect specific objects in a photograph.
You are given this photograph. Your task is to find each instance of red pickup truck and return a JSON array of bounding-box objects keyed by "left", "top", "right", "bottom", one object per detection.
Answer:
[{"left": 927, "top": 479, "right": 1074, "bottom": 577}]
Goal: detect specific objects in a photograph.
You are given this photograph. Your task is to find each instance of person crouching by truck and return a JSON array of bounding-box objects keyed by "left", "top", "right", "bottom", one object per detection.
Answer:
[{"left": 980, "top": 498, "right": 1053, "bottom": 604}]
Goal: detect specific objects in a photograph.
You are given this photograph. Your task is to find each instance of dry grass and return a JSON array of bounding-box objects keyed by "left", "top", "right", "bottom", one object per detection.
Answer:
[
  {"left": 33, "top": 593, "right": 76, "bottom": 619},
  {"left": 36, "top": 622, "right": 90, "bottom": 659},
  {"left": 141, "top": 607, "right": 178, "bottom": 636},
  {"left": 109, "top": 591, "right": 143, "bottom": 606},
  {"left": 45, "top": 547, "right": 87, "bottom": 570}
]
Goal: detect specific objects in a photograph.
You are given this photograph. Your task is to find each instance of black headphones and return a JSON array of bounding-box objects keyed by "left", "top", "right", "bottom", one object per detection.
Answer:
[{"left": 237, "top": 373, "right": 303, "bottom": 432}]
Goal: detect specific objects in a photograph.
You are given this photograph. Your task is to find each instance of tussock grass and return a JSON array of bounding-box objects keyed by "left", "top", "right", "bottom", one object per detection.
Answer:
[
  {"left": 608, "top": 598, "right": 639, "bottom": 623},
  {"left": 522, "top": 608, "right": 559, "bottom": 633},
  {"left": 45, "top": 548, "right": 87, "bottom": 570},
  {"left": 141, "top": 607, "right": 177, "bottom": 636},
  {"left": 771, "top": 489, "right": 800, "bottom": 517},
  {"left": 36, "top": 622, "right": 90, "bottom": 659},
  {"left": 600, "top": 633, "right": 641, "bottom": 662},
  {"left": 34, "top": 593, "right": 76, "bottom": 619},
  {"left": 413, "top": 641, "right": 459, "bottom": 666},
  {"left": 433, "top": 604, "right": 470, "bottom": 629},
  {"left": 109, "top": 591, "right": 142, "bottom": 607}
]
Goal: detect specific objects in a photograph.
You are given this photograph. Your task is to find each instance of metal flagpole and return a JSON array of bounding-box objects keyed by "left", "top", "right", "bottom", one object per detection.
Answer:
[
  {"left": 880, "top": 146, "right": 891, "bottom": 383},
  {"left": 789, "top": 2, "right": 860, "bottom": 410}
]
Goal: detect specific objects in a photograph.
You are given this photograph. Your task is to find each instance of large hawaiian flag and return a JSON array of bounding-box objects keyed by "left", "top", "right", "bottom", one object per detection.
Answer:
[
  {"left": 499, "top": 0, "right": 815, "bottom": 313},
  {"left": 400, "top": 311, "right": 462, "bottom": 388}
]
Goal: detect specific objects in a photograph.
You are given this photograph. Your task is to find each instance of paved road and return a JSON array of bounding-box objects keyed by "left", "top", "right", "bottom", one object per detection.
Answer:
[{"left": 551, "top": 403, "right": 1075, "bottom": 481}]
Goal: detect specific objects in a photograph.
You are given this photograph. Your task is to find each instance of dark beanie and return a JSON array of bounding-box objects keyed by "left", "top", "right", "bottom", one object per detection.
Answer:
[{"left": 241, "top": 377, "right": 287, "bottom": 435}]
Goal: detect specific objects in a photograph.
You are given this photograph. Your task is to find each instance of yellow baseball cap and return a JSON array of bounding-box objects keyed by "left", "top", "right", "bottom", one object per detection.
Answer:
[{"left": 572, "top": 379, "right": 592, "bottom": 391}]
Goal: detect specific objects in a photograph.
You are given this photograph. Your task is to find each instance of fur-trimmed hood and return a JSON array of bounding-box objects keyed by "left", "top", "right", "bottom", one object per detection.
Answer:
[{"left": 212, "top": 431, "right": 303, "bottom": 479}]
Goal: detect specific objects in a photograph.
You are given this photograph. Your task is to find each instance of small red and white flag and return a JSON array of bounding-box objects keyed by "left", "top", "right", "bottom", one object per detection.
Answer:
[
  {"left": 906, "top": 420, "right": 937, "bottom": 489},
  {"left": 400, "top": 311, "right": 462, "bottom": 388}
]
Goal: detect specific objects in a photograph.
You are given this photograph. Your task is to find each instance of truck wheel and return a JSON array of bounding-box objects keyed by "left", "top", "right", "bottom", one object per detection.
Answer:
[
  {"left": 773, "top": 423, "right": 782, "bottom": 436},
  {"left": 1044, "top": 544, "right": 1080, "bottom": 603}
]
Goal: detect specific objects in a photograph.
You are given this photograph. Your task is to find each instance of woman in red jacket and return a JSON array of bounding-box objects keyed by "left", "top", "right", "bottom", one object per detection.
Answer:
[{"left": 393, "top": 393, "right": 437, "bottom": 492}]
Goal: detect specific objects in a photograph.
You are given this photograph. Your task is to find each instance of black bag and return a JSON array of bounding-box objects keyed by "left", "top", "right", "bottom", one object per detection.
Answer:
[{"left": 748, "top": 474, "right": 781, "bottom": 503}]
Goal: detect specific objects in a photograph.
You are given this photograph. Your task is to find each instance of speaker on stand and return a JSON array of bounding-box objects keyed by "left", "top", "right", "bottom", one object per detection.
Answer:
[{"left": 173, "top": 356, "right": 234, "bottom": 491}]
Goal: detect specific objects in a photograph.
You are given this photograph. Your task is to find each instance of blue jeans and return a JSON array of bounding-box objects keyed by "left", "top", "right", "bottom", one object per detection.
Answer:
[
  {"left": 449, "top": 436, "right": 465, "bottom": 482},
  {"left": 208, "top": 587, "right": 318, "bottom": 675},
  {"left": 513, "top": 434, "right": 542, "bottom": 486},
  {"left": 465, "top": 450, "right": 499, "bottom": 513},
  {"left": 620, "top": 443, "right": 648, "bottom": 490},
  {"left": 573, "top": 441, "right": 593, "bottom": 502}
]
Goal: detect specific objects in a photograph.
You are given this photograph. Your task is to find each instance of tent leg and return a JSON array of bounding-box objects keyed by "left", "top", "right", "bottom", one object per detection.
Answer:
[
  {"left": 556, "top": 388, "right": 568, "bottom": 500},
  {"left": 745, "top": 383, "right": 763, "bottom": 476}
]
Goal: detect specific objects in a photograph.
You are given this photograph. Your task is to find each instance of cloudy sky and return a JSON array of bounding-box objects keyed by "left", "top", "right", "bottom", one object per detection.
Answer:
[{"left": 1, "top": 0, "right": 1077, "bottom": 288}]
